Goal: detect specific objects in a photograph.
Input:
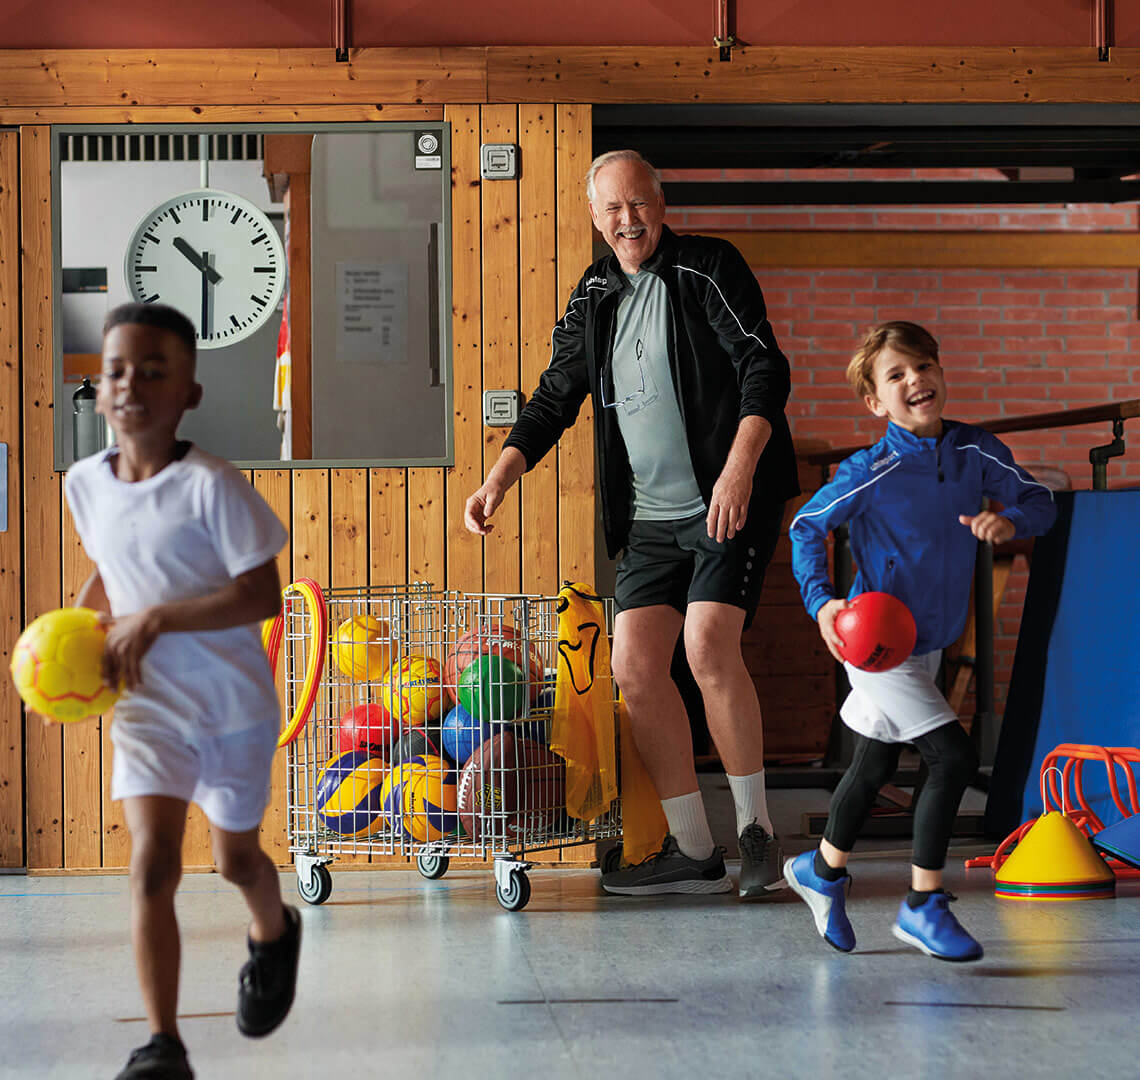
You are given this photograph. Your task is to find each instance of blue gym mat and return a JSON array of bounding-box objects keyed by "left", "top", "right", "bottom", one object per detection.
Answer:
[{"left": 987, "top": 490, "right": 1140, "bottom": 837}]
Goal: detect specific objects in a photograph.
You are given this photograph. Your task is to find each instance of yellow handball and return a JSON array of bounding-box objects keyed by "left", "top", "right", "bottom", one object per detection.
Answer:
[
  {"left": 331, "top": 615, "right": 392, "bottom": 681},
  {"left": 381, "top": 654, "right": 443, "bottom": 727},
  {"left": 10, "top": 607, "right": 122, "bottom": 723}
]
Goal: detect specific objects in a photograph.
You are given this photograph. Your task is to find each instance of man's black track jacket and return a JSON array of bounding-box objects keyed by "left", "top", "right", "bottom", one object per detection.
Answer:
[{"left": 505, "top": 225, "right": 800, "bottom": 558}]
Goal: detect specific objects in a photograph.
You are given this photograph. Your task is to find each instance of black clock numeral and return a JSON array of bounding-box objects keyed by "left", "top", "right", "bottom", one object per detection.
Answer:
[
  {"left": 169, "top": 208, "right": 181, "bottom": 224},
  {"left": 143, "top": 232, "right": 159, "bottom": 244},
  {"left": 231, "top": 209, "right": 242, "bottom": 224},
  {"left": 143, "top": 293, "right": 160, "bottom": 303},
  {"left": 251, "top": 233, "right": 266, "bottom": 245},
  {"left": 254, "top": 267, "right": 275, "bottom": 273},
  {"left": 250, "top": 294, "right": 267, "bottom": 308},
  {"left": 230, "top": 315, "right": 240, "bottom": 328},
  {"left": 135, "top": 265, "right": 157, "bottom": 272},
  {"left": 202, "top": 201, "right": 209, "bottom": 222}
]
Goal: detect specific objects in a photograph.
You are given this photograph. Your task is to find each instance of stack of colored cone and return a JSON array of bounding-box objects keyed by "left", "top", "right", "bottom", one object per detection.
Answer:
[{"left": 995, "top": 811, "right": 1115, "bottom": 901}]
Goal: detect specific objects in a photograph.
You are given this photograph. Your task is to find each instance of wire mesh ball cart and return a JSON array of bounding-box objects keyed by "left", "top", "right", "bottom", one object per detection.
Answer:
[{"left": 271, "top": 581, "right": 622, "bottom": 911}]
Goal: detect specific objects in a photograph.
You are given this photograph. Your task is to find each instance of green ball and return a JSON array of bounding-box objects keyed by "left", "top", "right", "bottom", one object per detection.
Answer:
[{"left": 457, "top": 654, "right": 529, "bottom": 724}]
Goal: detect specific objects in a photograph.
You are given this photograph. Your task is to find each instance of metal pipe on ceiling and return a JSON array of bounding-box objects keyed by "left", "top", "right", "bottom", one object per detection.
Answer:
[
  {"left": 334, "top": 0, "right": 349, "bottom": 62},
  {"left": 713, "top": 0, "right": 734, "bottom": 62},
  {"left": 1095, "top": 0, "right": 1112, "bottom": 61}
]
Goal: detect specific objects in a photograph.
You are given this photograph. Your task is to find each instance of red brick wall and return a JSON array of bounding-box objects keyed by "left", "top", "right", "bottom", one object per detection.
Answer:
[{"left": 668, "top": 168, "right": 1139, "bottom": 717}]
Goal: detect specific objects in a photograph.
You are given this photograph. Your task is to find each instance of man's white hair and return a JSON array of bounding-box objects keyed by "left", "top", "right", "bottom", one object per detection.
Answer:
[{"left": 585, "top": 149, "right": 663, "bottom": 203}]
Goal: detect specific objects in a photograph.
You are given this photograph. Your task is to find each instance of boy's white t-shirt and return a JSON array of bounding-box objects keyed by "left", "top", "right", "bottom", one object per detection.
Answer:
[{"left": 65, "top": 444, "right": 288, "bottom": 741}]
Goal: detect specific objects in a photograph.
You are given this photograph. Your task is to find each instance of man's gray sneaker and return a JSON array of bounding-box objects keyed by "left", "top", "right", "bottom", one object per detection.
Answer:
[
  {"left": 601, "top": 834, "right": 733, "bottom": 895},
  {"left": 738, "top": 820, "right": 786, "bottom": 900}
]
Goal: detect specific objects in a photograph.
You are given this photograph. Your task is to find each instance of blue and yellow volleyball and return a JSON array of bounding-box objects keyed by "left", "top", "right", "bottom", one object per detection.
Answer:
[
  {"left": 380, "top": 754, "right": 460, "bottom": 842},
  {"left": 315, "top": 749, "right": 388, "bottom": 838}
]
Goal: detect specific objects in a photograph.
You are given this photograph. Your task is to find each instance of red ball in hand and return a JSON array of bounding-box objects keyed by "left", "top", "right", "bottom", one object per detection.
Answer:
[{"left": 834, "top": 592, "right": 916, "bottom": 673}]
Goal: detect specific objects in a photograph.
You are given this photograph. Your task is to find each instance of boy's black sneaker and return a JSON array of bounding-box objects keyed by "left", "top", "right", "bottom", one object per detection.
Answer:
[
  {"left": 115, "top": 1033, "right": 193, "bottom": 1080},
  {"left": 601, "top": 834, "right": 733, "bottom": 895},
  {"left": 237, "top": 904, "right": 302, "bottom": 1038},
  {"left": 737, "top": 820, "right": 786, "bottom": 900}
]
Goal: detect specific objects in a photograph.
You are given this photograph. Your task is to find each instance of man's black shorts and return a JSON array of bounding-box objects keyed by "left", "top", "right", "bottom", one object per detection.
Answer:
[{"left": 614, "top": 500, "right": 786, "bottom": 629}]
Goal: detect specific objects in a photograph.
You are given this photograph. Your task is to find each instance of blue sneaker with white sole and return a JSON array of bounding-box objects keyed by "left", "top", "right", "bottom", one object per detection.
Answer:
[
  {"left": 892, "top": 891, "right": 984, "bottom": 962},
  {"left": 783, "top": 850, "right": 855, "bottom": 953}
]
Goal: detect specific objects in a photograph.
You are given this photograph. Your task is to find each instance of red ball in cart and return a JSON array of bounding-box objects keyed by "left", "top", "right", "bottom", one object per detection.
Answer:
[
  {"left": 834, "top": 591, "right": 917, "bottom": 673},
  {"left": 337, "top": 702, "right": 396, "bottom": 760},
  {"left": 456, "top": 732, "right": 565, "bottom": 842},
  {"left": 444, "top": 623, "right": 543, "bottom": 704}
]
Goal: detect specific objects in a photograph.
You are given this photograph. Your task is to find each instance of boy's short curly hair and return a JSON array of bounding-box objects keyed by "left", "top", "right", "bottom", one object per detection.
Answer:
[
  {"left": 847, "top": 321, "right": 940, "bottom": 398},
  {"left": 104, "top": 303, "right": 197, "bottom": 367}
]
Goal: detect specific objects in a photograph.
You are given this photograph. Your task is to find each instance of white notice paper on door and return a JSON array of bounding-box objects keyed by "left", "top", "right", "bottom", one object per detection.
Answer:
[{"left": 335, "top": 261, "right": 409, "bottom": 365}]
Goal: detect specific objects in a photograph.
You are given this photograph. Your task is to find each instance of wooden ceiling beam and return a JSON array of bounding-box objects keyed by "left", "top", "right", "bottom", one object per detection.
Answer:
[{"left": 0, "top": 47, "right": 1139, "bottom": 109}]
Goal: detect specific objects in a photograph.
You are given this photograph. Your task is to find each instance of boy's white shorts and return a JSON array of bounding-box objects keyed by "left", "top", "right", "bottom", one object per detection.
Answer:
[
  {"left": 110, "top": 715, "right": 278, "bottom": 833},
  {"left": 841, "top": 650, "right": 959, "bottom": 744}
]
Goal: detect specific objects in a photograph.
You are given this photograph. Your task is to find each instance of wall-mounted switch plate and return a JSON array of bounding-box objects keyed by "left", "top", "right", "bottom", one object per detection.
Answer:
[
  {"left": 483, "top": 389, "right": 523, "bottom": 426},
  {"left": 481, "top": 143, "right": 518, "bottom": 180}
]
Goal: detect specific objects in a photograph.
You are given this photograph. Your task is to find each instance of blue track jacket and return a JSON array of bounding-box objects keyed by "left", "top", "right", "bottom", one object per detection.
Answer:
[{"left": 790, "top": 420, "right": 1058, "bottom": 655}]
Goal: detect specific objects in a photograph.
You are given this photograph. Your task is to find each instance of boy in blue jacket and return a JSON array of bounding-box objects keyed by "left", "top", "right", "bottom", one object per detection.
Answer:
[{"left": 785, "top": 321, "right": 1056, "bottom": 961}]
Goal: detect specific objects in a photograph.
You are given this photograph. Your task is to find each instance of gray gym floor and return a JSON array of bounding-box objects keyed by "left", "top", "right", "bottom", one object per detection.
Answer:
[{"left": 2, "top": 781, "right": 1137, "bottom": 1080}]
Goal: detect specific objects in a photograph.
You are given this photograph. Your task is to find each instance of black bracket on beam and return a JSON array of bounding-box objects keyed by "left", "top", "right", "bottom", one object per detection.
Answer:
[{"left": 1090, "top": 418, "right": 1126, "bottom": 490}]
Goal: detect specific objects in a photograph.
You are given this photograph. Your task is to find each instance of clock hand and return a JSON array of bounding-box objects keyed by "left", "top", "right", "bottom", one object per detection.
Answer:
[
  {"left": 174, "top": 235, "right": 223, "bottom": 285},
  {"left": 201, "top": 251, "right": 210, "bottom": 338}
]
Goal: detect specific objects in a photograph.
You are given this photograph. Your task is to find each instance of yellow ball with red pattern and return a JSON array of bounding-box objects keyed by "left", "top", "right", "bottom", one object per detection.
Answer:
[
  {"left": 380, "top": 654, "right": 443, "bottom": 727},
  {"left": 9, "top": 608, "right": 122, "bottom": 722},
  {"left": 331, "top": 615, "right": 392, "bottom": 682}
]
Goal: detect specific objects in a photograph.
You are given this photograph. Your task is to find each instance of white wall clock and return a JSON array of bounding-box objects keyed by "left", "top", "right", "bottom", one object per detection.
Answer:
[{"left": 123, "top": 189, "right": 286, "bottom": 350}]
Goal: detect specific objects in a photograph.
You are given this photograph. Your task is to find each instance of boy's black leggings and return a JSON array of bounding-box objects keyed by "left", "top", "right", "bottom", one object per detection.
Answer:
[{"left": 823, "top": 721, "right": 979, "bottom": 870}]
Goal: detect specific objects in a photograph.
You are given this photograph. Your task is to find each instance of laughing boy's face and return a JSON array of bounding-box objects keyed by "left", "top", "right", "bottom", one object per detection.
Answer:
[{"left": 865, "top": 346, "right": 947, "bottom": 438}]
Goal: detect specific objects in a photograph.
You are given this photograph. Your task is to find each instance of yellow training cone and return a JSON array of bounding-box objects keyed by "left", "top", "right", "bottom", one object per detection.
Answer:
[{"left": 995, "top": 811, "right": 1115, "bottom": 901}]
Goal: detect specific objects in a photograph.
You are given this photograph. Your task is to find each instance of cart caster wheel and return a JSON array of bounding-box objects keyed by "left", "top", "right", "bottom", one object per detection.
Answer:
[
  {"left": 496, "top": 870, "right": 532, "bottom": 912},
  {"left": 298, "top": 864, "right": 332, "bottom": 905},
  {"left": 601, "top": 845, "right": 623, "bottom": 875},
  {"left": 417, "top": 853, "right": 449, "bottom": 880}
]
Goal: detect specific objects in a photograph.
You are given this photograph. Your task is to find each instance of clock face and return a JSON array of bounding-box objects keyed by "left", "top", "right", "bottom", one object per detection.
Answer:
[{"left": 123, "top": 189, "right": 286, "bottom": 350}]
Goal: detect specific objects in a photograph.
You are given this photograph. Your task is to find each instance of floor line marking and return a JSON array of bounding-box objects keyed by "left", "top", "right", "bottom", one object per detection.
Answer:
[
  {"left": 116, "top": 1012, "right": 234, "bottom": 1023},
  {"left": 884, "top": 1001, "right": 1064, "bottom": 1012},
  {"left": 498, "top": 998, "right": 679, "bottom": 1005}
]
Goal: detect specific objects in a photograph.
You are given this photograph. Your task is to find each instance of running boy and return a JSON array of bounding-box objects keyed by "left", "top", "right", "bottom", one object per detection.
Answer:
[
  {"left": 66, "top": 303, "right": 300, "bottom": 1079},
  {"left": 785, "top": 321, "right": 1056, "bottom": 962}
]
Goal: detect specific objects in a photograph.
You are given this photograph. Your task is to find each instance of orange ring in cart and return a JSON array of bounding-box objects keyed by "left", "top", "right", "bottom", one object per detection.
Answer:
[{"left": 263, "top": 578, "right": 328, "bottom": 748}]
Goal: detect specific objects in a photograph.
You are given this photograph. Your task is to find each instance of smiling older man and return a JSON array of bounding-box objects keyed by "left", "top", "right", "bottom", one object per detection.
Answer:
[{"left": 465, "top": 149, "right": 799, "bottom": 898}]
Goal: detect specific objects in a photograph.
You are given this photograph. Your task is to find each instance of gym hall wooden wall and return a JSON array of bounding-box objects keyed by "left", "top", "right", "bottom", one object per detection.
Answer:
[{"left": 2, "top": 103, "right": 596, "bottom": 871}]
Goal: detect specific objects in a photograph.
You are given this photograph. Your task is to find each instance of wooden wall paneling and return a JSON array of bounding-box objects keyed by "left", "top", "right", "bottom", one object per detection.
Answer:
[
  {"left": 60, "top": 503, "right": 102, "bottom": 867},
  {"left": 370, "top": 470, "right": 408, "bottom": 587},
  {"left": 0, "top": 130, "right": 22, "bottom": 867},
  {"left": 518, "top": 105, "right": 559, "bottom": 598},
  {"left": 487, "top": 46, "right": 1131, "bottom": 105},
  {"left": 444, "top": 105, "right": 484, "bottom": 595},
  {"left": 554, "top": 105, "right": 600, "bottom": 865},
  {"left": 407, "top": 469, "right": 446, "bottom": 589},
  {"left": 554, "top": 105, "right": 595, "bottom": 587},
  {"left": 705, "top": 230, "right": 1140, "bottom": 268},
  {"left": 20, "top": 125, "right": 63, "bottom": 870},
  {"left": 284, "top": 174, "right": 312, "bottom": 459},
  {"left": 480, "top": 105, "right": 522, "bottom": 594},
  {"left": 0, "top": 50, "right": 487, "bottom": 108},
  {"left": 253, "top": 469, "right": 292, "bottom": 865},
  {"left": 0, "top": 106, "right": 446, "bottom": 125}
]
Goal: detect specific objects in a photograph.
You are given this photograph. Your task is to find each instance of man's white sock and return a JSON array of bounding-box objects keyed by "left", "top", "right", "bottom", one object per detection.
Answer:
[
  {"left": 726, "top": 769, "right": 774, "bottom": 837},
  {"left": 660, "top": 791, "right": 716, "bottom": 861}
]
